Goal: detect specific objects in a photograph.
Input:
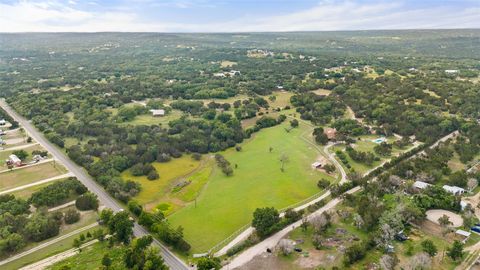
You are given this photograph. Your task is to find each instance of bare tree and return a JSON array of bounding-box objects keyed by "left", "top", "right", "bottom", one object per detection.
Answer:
[
  {"left": 353, "top": 213, "right": 364, "bottom": 229},
  {"left": 311, "top": 212, "right": 330, "bottom": 233},
  {"left": 279, "top": 153, "right": 289, "bottom": 172},
  {"left": 376, "top": 223, "right": 396, "bottom": 248},
  {"left": 467, "top": 178, "right": 478, "bottom": 191},
  {"left": 407, "top": 252, "right": 431, "bottom": 270},
  {"left": 278, "top": 239, "right": 293, "bottom": 255},
  {"left": 379, "top": 254, "right": 396, "bottom": 270}
]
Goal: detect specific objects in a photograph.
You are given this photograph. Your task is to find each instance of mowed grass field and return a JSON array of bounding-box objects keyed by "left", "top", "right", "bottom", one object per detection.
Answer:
[
  {"left": 122, "top": 156, "right": 202, "bottom": 212},
  {"left": 0, "top": 162, "right": 67, "bottom": 192},
  {"left": 168, "top": 121, "right": 334, "bottom": 253}
]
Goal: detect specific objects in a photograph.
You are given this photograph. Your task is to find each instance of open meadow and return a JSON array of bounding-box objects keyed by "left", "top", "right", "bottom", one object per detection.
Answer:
[{"left": 167, "top": 121, "right": 335, "bottom": 253}]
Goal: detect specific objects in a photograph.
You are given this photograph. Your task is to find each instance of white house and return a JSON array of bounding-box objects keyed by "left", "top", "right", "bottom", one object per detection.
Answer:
[
  {"left": 150, "top": 109, "right": 165, "bottom": 117},
  {"left": 443, "top": 185, "right": 465, "bottom": 195},
  {"left": 213, "top": 72, "right": 226, "bottom": 77},
  {"left": 445, "top": 70, "right": 459, "bottom": 74},
  {"left": 8, "top": 154, "right": 21, "bottom": 166},
  {"left": 413, "top": 181, "right": 431, "bottom": 190}
]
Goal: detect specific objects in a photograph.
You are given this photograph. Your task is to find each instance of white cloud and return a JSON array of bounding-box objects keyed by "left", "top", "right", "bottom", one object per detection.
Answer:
[{"left": 0, "top": 0, "right": 478, "bottom": 32}]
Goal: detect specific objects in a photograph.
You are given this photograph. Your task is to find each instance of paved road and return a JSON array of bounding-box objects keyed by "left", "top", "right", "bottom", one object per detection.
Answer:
[
  {"left": 0, "top": 99, "right": 189, "bottom": 270},
  {"left": 0, "top": 223, "right": 99, "bottom": 267}
]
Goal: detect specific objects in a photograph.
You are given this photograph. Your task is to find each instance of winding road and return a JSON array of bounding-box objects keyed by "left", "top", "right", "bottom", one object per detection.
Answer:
[{"left": 0, "top": 99, "right": 189, "bottom": 270}]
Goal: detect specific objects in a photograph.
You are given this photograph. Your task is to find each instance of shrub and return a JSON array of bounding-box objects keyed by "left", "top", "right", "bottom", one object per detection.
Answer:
[{"left": 64, "top": 209, "right": 80, "bottom": 224}]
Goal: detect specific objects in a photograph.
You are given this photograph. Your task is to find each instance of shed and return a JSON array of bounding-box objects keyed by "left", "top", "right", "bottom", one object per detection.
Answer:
[
  {"left": 150, "top": 109, "right": 165, "bottom": 117},
  {"left": 311, "top": 161, "right": 322, "bottom": 169},
  {"left": 443, "top": 185, "right": 465, "bottom": 195},
  {"left": 413, "top": 181, "right": 431, "bottom": 190}
]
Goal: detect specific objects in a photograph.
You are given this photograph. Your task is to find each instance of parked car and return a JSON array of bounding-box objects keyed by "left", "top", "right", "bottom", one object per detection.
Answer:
[{"left": 471, "top": 226, "right": 480, "bottom": 233}]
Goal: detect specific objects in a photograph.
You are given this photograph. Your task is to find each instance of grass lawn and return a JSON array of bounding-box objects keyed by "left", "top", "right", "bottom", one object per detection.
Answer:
[
  {"left": 394, "top": 227, "right": 459, "bottom": 270},
  {"left": 9, "top": 178, "right": 67, "bottom": 198},
  {"left": 448, "top": 152, "right": 467, "bottom": 171},
  {"left": 0, "top": 162, "right": 67, "bottom": 192},
  {"left": 2, "top": 226, "right": 100, "bottom": 270},
  {"left": 168, "top": 122, "right": 334, "bottom": 253},
  {"left": 122, "top": 155, "right": 202, "bottom": 212},
  {"left": 311, "top": 88, "right": 332, "bottom": 96},
  {"left": 268, "top": 91, "right": 294, "bottom": 108},
  {"left": 47, "top": 241, "right": 127, "bottom": 270}
]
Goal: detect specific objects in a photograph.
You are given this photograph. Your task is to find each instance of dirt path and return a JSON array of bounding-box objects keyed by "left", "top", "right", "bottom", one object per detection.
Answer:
[
  {"left": 0, "top": 223, "right": 98, "bottom": 267},
  {"left": 19, "top": 240, "right": 98, "bottom": 270},
  {"left": 0, "top": 172, "right": 73, "bottom": 195},
  {"left": 0, "top": 142, "right": 39, "bottom": 152}
]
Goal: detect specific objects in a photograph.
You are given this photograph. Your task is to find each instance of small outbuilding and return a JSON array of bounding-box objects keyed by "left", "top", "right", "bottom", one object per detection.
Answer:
[
  {"left": 413, "top": 180, "right": 431, "bottom": 190},
  {"left": 0, "top": 119, "right": 6, "bottom": 126},
  {"left": 311, "top": 161, "right": 322, "bottom": 169},
  {"left": 150, "top": 109, "right": 165, "bottom": 117},
  {"left": 443, "top": 185, "right": 465, "bottom": 195}
]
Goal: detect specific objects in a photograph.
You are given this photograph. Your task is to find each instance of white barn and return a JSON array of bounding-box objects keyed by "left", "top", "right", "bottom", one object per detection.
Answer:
[{"left": 443, "top": 185, "right": 465, "bottom": 195}]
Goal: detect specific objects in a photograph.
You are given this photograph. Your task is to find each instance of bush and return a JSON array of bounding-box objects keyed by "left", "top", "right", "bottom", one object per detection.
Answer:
[
  {"left": 147, "top": 170, "right": 159, "bottom": 180},
  {"left": 317, "top": 179, "right": 330, "bottom": 189},
  {"left": 64, "top": 209, "right": 80, "bottom": 224},
  {"left": 75, "top": 192, "right": 99, "bottom": 211}
]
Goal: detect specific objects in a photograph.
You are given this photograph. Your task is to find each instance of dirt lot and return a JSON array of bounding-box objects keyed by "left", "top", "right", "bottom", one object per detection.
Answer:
[{"left": 426, "top": 209, "right": 463, "bottom": 227}]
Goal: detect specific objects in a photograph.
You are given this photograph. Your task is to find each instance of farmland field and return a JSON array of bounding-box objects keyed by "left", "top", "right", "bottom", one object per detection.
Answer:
[{"left": 168, "top": 121, "right": 335, "bottom": 252}]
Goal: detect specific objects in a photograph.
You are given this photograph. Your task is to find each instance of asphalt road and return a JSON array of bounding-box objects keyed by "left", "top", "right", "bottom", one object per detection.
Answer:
[{"left": 0, "top": 99, "right": 189, "bottom": 270}]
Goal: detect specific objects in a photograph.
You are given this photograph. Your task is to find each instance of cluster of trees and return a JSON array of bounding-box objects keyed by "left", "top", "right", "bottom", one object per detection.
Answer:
[
  {"left": 453, "top": 136, "right": 479, "bottom": 164},
  {"left": 29, "top": 177, "right": 87, "bottom": 207},
  {"left": 215, "top": 154, "right": 233, "bottom": 176},
  {"left": 131, "top": 163, "right": 159, "bottom": 180},
  {"left": 313, "top": 127, "right": 329, "bottom": 145},
  {"left": 0, "top": 193, "right": 85, "bottom": 256},
  {"left": 290, "top": 93, "right": 345, "bottom": 125},
  {"left": 75, "top": 192, "right": 100, "bottom": 211},
  {"left": 123, "top": 201, "right": 192, "bottom": 253},
  {"left": 374, "top": 142, "right": 393, "bottom": 156},
  {"left": 0, "top": 107, "right": 18, "bottom": 129},
  {"left": 251, "top": 207, "right": 304, "bottom": 238},
  {"left": 346, "top": 146, "right": 378, "bottom": 166}
]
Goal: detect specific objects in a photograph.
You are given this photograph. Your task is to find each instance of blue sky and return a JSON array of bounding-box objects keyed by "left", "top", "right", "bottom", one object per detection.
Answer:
[{"left": 0, "top": 0, "right": 479, "bottom": 32}]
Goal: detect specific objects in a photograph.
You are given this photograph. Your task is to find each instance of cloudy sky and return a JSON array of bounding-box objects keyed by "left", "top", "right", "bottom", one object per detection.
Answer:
[{"left": 0, "top": 0, "right": 479, "bottom": 32}]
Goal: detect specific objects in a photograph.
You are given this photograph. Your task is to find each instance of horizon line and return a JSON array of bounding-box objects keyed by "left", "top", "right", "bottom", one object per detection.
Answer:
[{"left": 1, "top": 27, "right": 479, "bottom": 35}]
